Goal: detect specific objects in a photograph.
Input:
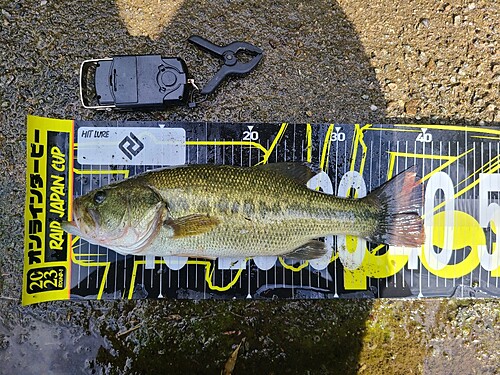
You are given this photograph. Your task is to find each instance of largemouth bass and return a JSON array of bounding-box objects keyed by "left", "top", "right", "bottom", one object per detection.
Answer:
[{"left": 62, "top": 163, "right": 424, "bottom": 259}]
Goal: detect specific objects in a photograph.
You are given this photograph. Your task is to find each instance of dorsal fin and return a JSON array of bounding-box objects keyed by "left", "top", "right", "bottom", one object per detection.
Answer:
[{"left": 254, "top": 162, "right": 320, "bottom": 185}]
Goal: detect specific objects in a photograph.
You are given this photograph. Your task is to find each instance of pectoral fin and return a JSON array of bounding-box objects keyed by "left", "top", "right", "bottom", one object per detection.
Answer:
[
  {"left": 164, "top": 214, "right": 220, "bottom": 238},
  {"left": 283, "top": 240, "right": 328, "bottom": 260}
]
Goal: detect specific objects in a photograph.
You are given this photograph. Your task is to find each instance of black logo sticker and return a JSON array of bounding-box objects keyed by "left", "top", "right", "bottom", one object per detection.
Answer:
[{"left": 119, "top": 132, "right": 144, "bottom": 160}]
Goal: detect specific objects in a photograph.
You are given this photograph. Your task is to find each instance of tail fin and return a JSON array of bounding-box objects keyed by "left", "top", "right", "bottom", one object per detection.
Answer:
[{"left": 363, "top": 166, "right": 425, "bottom": 247}]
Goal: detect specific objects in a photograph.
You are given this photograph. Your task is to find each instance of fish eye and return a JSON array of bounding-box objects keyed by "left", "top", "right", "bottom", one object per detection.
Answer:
[{"left": 94, "top": 190, "right": 106, "bottom": 204}]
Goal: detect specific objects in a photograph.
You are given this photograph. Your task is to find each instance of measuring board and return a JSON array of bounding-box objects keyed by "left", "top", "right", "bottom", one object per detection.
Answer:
[{"left": 23, "top": 115, "right": 500, "bottom": 304}]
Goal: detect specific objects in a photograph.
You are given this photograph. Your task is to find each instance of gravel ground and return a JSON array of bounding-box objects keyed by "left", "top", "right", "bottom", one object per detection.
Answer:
[{"left": 0, "top": 0, "right": 499, "bottom": 373}]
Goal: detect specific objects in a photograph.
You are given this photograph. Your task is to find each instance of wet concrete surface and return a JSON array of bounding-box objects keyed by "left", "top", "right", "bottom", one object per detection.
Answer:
[{"left": 0, "top": 0, "right": 499, "bottom": 373}]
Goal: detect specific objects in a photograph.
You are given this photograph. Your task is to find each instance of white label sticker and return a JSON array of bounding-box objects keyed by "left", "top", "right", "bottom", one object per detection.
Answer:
[{"left": 77, "top": 127, "right": 186, "bottom": 165}]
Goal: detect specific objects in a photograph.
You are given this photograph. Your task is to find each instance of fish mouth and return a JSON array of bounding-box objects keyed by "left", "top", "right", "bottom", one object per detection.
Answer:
[
  {"left": 61, "top": 197, "right": 123, "bottom": 246},
  {"left": 62, "top": 198, "right": 82, "bottom": 237},
  {"left": 61, "top": 220, "right": 83, "bottom": 237},
  {"left": 61, "top": 201, "right": 100, "bottom": 240}
]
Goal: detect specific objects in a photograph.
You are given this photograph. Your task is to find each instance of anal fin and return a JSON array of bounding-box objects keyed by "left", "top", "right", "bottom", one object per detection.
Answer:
[{"left": 283, "top": 240, "right": 328, "bottom": 260}]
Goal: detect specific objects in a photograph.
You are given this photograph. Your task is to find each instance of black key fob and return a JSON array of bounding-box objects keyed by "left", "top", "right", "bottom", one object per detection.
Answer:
[{"left": 80, "top": 55, "right": 189, "bottom": 110}]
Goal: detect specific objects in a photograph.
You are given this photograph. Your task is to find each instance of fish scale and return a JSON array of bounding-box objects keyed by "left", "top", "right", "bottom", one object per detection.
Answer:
[{"left": 141, "top": 165, "right": 380, "bottom": 257}]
